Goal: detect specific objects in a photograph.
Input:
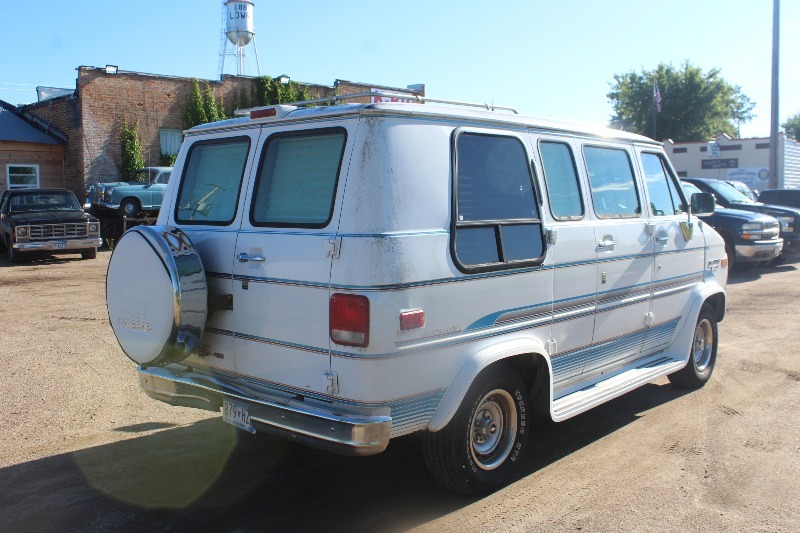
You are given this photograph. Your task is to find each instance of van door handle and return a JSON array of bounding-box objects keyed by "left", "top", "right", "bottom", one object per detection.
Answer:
[
  {"left": 237, "top": 253, "right": 266, "bottom": 263},
  {"left": 597, "top": 237, "right": 616, "bottom": 250},
  {"left": 655, "top": 234, "right": 669, "bottom": 245}
]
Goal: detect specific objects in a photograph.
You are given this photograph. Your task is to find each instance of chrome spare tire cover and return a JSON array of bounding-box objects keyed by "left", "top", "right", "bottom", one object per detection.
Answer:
[{"left": 107, "top": 225, "right": 208, "bottom": 366}]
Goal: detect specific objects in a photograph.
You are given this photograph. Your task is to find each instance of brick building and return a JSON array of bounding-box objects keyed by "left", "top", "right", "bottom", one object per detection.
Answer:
[
  {"left": 0, "top": 99, "right": 67, "bottom": 196},
  {"left": 23, "top": 67, "right": 423, "bottom": 197}
]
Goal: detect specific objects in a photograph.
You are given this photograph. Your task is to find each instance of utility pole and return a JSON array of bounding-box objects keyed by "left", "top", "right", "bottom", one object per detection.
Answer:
[{"left": 769, "top": 0, "right": 780, "bottom": 187}]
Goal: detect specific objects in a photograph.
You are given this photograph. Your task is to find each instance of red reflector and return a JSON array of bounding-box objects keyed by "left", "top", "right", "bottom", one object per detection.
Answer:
[
  {"left": 400, "top": 309, "right": 425, "bottom": 331},
  {"left": 250, "top": 108, "right": 277, "bottom": 119},
  {"left": 330, "top": 294, "right": 370, "bottom": 347}
]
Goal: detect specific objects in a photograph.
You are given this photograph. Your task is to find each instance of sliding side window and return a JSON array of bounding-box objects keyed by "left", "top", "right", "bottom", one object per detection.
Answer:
[
  {"left": 583, "top": 145, "right": 641, "bottom": 218},
  {"left": 453, "top": 132, "right": 544, "bottom": 271},
  {"left": 539, "top": 141, "right": 584, "bottom": 220}
]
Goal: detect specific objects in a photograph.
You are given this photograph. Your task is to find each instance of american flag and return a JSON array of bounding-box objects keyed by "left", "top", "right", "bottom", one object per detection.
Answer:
[{"left": 654, "top": 82, "right": 662, "bottom": 113}]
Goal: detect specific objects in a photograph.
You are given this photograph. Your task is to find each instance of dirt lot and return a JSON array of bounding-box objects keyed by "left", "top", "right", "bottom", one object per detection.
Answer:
[{"left": 1, "top": 251, "right": 798, "bottom": 532}]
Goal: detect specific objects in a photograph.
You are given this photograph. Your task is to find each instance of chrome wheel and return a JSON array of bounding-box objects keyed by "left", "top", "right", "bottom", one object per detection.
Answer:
[
  {"left": 692, "top": 318, "right": 714, "bottom": 372},
  {"left": 470, "top": 389, "right": 517, "bottom": 470}
]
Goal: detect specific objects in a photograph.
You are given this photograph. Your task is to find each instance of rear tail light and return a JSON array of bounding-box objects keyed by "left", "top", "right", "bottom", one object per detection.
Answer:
[{"left": 330, "top": 294, "right": 370, "bottom": 347}]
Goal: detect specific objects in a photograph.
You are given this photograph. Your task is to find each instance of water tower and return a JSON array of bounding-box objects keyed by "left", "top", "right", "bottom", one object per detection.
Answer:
[{"left": 218, "top": 0, "right": 261, "bottom": 78}]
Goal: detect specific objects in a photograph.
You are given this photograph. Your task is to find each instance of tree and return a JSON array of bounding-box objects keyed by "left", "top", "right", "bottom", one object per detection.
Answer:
[
  {"left": 119, "top": 119, "right": 144, "bottom": 182},
  {"left": 253, "top": 75, "right": 309, "bottom": 106},
  {"left": 608, "top": 62, "right": 755, "bottom": 142},
  {"left": 184, "top": 79, "right": 208, "bottom": 128},
  {"left": 783, "top": 113, "right": 800, "bottom": 141}
]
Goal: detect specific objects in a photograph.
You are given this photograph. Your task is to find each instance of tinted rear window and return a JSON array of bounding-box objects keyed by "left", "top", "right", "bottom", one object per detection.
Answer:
[{"left": 251, "top": 129, "right": 346, "bottom": 228}]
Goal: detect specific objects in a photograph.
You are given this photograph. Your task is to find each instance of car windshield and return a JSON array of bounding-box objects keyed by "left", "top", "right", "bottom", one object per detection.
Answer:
[
  {"left": 701, "top": 180, "right": 755, "bottom": 205},
  {"left": 8, "top": 192, "right": 82, "bottom": 213}
]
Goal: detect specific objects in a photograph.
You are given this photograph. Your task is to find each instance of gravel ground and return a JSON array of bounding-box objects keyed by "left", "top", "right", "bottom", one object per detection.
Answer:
[{"left": 0, "top": 251, "right": 798, "bottom": 532}]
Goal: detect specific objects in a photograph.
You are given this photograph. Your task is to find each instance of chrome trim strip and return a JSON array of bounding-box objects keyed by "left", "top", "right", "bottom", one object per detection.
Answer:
[{"left": 14, "top": 238, "right": 102, "bottom": 251}]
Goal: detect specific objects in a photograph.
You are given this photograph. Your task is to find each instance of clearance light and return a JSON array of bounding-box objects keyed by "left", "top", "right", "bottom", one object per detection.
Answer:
[
  {"left": 330, "top": 294, "right": 370, "bottom": 347},
  {"left": 400, "top": 309, "right": 425, "bottom": 331},
  {"left": 251, "top": 108, "right": 278, "bottom": 119}
]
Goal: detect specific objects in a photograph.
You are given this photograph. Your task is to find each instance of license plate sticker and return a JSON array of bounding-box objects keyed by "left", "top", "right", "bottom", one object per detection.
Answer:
[{"left": 222, "top": 397, "right": 255, "bottom": 433}]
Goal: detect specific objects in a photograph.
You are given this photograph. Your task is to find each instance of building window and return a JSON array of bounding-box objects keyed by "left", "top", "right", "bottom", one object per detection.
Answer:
[
  {"left": 7, "top": 164, "right": 40, "bottom": 189},
  {"left": 160, "top": 129, "right": 183, "bottom": 156}
]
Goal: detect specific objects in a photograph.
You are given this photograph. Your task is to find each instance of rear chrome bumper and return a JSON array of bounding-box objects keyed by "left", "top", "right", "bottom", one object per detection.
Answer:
[
  {"left": 138, "top": 366, "right": 392, "bottom": 456},
  {"left": 14, "top": 238, "right": 102, "bottom": 251}
]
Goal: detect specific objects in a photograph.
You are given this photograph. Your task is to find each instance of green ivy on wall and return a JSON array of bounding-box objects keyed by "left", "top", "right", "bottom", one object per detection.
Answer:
[{"left": 119, "top": 118, "right": 144, "bottom": 182}]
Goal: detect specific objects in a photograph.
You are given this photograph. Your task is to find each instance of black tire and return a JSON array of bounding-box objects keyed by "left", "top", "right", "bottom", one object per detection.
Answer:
[
  {"left": 120, "top": 198, "right": 141, "bottom": 219},
  {"left": 668, "top": 305, "right": 718, "bottom": 389},
  {"left": 7, "top": 238, "right": 21, "bottom": 264},
  {"left": 81, "top": 248, "right": 97, "bottom": 260},
  {"left": 724, "top": 240, "right": 736, "bottom": 271},
  {"left": 423, "top": 363, "right": 530, "bottom": 494}
]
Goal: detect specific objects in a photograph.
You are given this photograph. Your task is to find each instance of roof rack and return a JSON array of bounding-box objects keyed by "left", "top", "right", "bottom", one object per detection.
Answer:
[{"left": 234, "top": 90, "right": 519, "bottom": 117}]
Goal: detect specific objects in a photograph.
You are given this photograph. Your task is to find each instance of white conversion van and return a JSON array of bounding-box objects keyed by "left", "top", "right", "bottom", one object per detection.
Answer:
[{"left": 106, "top": 92, "right": 727, "bottom": 494}]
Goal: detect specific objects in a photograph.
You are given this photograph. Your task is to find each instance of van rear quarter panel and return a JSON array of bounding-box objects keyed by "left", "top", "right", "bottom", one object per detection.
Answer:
[{"left": 329, "top": 117, "right": 553, "bottom": 421}]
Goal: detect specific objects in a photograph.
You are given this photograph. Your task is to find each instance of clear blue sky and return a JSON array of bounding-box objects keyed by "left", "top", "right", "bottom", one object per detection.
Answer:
[{"left": 1, "top": 0, "right": 796, "bottom": 138}]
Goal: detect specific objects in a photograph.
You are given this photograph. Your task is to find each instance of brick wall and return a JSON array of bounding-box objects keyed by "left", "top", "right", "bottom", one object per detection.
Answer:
[
  {"left": 24, "top": 68, "right": 423, "bottom": 197},
  {"left": 24, "top": 95, "right": 82, "bottom": 194}
]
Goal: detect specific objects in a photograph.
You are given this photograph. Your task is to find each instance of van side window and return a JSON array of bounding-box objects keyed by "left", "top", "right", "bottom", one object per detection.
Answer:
[
  {"left": 175, "top": 137, "right": 251, "bottom": 225},
  {"left": 453, "top": 132, "right": 544, "bottom": 269},
  {"left": 539, "top": 141, "right": 584, "bottom": 219},
  {"left": 583, "top": 146, "right": 641, "bottom": 218},
  {"left": 251, "top": 129, "right": 346, "bottom": 228},
  {"left": 641, "top": 152, "right": 686, "bottom": 216}
]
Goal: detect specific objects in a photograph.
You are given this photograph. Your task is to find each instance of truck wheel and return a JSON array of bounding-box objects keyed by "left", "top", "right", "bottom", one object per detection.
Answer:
[
  {"left": 81, "top": 248, "right": 97, "bottom": 260},
  {"left": 7, "top": 239, "right": 21, "bottom": 264},
  {"left": 423, "top": 363, "right": 529, "bottom": 494},
  {"left": 724, "top": 240, "right": 736, "bottom": 271},
  {"left": 120, "top": 199, "right": 141, "bottom": 219},
  {"left": 668, "top": 305, "right": 717, "bottom": 389}
]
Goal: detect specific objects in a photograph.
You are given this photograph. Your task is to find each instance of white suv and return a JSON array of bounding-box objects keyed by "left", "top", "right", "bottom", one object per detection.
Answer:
[{"left": 106, "top": 92, "right": 727, "bottom": 494}]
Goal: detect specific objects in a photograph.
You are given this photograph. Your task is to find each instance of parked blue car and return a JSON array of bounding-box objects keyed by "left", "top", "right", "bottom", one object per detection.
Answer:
[
  {"left": 681, "top": 181, "right": 783, "bottom": 270},
  {"left": 90, "top": 167, "right": 172, "bottom": 218}
]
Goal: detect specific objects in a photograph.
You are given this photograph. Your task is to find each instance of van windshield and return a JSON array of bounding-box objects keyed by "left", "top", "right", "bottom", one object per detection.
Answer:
[{"left": 701, "top": 180, "right": 755, "bottom": 205}]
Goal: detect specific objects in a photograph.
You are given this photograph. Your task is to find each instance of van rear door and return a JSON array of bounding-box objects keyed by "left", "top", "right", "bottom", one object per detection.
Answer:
[
  {"left": 167, "top": 130, "right": 261, "bottom": 375},
  {"left": 231, "top": 122, "right": 354, "bottom": 395}
]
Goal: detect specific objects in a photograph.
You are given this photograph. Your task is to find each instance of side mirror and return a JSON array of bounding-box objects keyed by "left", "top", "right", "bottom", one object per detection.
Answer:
[{"left": 691, "top": 192, "right": 715, "bottom": 216}]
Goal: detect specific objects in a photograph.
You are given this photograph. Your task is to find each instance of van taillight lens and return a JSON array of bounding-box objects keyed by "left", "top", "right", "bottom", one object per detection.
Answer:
[{"left": 330, "top": 294, "right": 370, "bottom": 347}]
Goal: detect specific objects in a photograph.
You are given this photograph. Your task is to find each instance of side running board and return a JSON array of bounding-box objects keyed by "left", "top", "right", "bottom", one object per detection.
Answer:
[{"left": 552, "top": 357, "right": 686, "bottom": 421}]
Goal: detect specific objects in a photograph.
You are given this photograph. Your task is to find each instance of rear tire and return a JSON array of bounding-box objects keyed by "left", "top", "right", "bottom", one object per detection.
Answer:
[
  {"left": 423, "top": 363, "right": 530, "bottom": 494},
  {"left": 668, "top": 305, "right": 718, "bottom": 389},
  {"left": 120, "top": 199, "right": 141, "bottom": 219}
]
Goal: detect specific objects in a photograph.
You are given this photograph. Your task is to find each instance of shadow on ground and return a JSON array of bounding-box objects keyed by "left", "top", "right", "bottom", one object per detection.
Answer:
[{"left": 0, "top": 382, "right": 692, "bottom": 533}]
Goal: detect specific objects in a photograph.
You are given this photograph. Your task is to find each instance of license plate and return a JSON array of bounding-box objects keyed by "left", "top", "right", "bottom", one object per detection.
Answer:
[
  {"left": 52, "top": 243, "right": 67, "bottom": 249},
  {"left": 222, "top": 397, "right": 255, "bottom": 433}
]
